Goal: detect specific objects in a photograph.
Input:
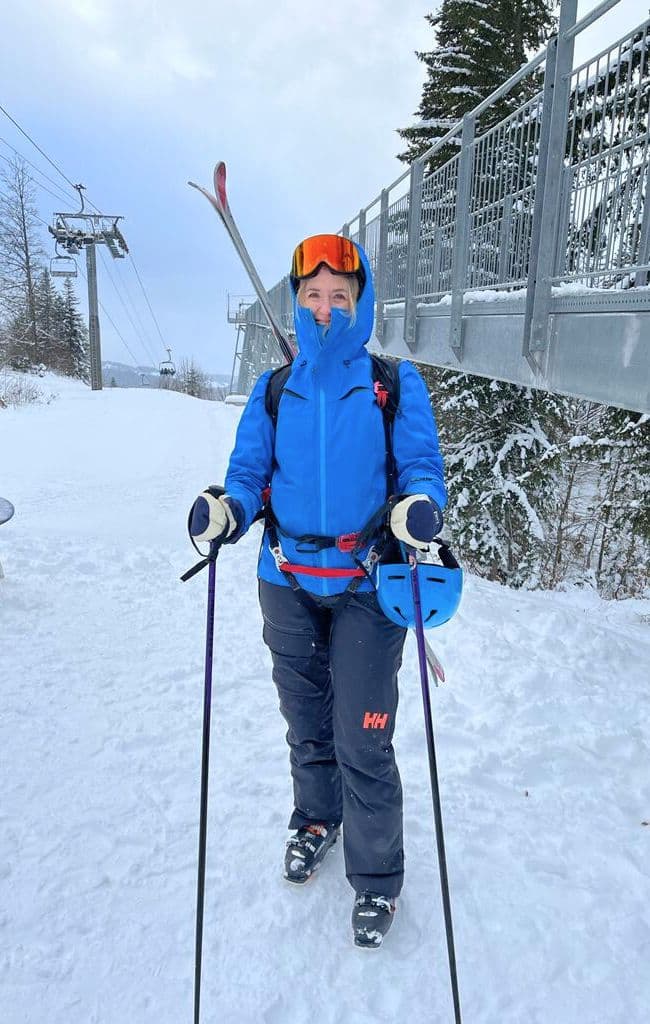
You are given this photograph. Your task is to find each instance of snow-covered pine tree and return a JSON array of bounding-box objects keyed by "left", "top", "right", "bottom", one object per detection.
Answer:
[
  {"left": 33, "top": 269, "right": 68, "bottom": 373},
  {"left": 397, "top": 0, "right": 555, "bottom": 170},
  {"left": 431, "top": 367, "right": 563, "bottom": 586},
  {"left": 171, "top": 358, "right": 210, "bottom": 399},
  {"left": 60, "top": 277, "right": 89, "bottom": 381}
]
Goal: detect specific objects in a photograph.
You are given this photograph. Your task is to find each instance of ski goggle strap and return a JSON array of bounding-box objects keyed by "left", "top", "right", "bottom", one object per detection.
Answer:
[{"left": 291, "top": 234, "right": 361, "bottom": 280}]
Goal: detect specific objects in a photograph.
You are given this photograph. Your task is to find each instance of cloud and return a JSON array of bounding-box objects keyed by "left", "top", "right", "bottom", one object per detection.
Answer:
[{"left": 47, "top": 0, "right": 216, "bottom": 94}]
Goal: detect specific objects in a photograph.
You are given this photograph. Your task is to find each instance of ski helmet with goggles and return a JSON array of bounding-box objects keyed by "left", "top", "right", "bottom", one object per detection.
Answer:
[
  {"left": 375, "top": 542, "right": 463, "bottom": 629},
  {"left": 290, "top": 234, "right": 366, "bottom": 297}
]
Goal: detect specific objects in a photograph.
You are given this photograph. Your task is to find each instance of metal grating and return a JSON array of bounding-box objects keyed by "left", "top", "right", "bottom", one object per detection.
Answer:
[{"left": 560, "top": 18, "right": 650, "bottom": 286}]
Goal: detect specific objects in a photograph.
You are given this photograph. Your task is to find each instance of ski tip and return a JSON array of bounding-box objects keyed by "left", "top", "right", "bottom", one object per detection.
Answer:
[{"left": 214, "top": 162, "right": 228, "bottom": 210}]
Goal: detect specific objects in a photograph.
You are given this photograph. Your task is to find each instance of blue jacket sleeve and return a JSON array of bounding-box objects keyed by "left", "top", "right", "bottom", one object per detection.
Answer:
[
  {"left": 392, "top": 362, "right": 447, "bottom": 510},
  {"left": 224, "top": 370, "right": 274, "bottom": 533}
]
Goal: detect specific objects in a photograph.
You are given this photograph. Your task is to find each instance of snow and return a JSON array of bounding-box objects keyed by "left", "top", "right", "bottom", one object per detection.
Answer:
[
  {"left": 436, "top": 66, "right": 473, "bottom": 76},
  {"left": 449, "top": 86, "right": 484, "bottom": 97},
  {"left": 385, "top": 282, "right": 650, "bottom": 311},
  {"left": 2, "top": 373, "right": 650, "bottom": 1024}
]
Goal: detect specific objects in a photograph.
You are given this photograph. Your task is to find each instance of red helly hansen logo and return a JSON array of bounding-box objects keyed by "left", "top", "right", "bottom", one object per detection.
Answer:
[{"left": 363, "top": 711, "right": 389, "bottom": 730}]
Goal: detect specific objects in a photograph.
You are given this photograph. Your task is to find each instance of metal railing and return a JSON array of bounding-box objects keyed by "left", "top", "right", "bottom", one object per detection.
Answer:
[{"left": 238, "top": 0, "right": 650, "bottom": 395}]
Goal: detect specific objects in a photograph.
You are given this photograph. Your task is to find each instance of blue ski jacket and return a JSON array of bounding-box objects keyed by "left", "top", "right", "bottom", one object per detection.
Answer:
[{"left": 224, "top": 242, "right": 446, "bottom": 596}]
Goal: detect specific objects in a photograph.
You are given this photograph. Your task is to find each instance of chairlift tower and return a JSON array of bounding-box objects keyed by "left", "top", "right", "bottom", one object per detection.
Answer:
[
  {"left": 226, "top": 293, "right": 255, "bottom": 394},
  {"left": 49, "top": 185, "right": 128, "bottom": 391}
]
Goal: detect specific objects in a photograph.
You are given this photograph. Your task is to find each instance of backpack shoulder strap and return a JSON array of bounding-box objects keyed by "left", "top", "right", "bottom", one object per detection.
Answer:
[
  {"left": 264, "top": 364, "right": 292, "bottom": 428},
  {"left": 370, "top": 354, "right": 401, "bottom": 423},
  {"left": 370, "top": 354, "right": 401, "bottom": 494}
]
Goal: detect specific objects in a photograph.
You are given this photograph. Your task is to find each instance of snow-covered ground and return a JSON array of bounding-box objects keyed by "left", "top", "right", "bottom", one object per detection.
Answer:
[{"left": 1, "top": 374, "right": 649, "bottom": 1024}]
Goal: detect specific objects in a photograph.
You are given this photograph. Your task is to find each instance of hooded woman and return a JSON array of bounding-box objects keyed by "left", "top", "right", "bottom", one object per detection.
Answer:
[{"left": 190, "top": 234, "right": 446, "bottom": 947}]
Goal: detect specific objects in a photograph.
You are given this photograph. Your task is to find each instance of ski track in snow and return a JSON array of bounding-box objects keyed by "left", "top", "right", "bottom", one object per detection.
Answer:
[{"left": 1, "top": 375, "right": 649, "bottom": 1024}]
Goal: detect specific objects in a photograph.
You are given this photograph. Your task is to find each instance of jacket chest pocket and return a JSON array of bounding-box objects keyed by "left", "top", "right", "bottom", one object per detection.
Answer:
[{"left": 274, "top": 390, "right": 314, "bottom": 464}]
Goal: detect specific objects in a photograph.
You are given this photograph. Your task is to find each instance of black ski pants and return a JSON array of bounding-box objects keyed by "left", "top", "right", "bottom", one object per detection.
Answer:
[{"left": 259, "top": 580, "right": 408, "bottom": 897}]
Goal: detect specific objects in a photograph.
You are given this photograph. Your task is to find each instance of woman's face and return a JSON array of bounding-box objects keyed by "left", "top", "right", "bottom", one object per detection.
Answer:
[{"left": 298, "top": 266, "right": 352, "bottom": 326}]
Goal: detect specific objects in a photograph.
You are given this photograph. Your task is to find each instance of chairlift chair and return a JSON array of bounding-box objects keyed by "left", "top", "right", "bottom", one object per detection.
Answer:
[
  {"left": 50, "top": 243, "right": 78, "bottom": 279},
  {"left": 159, "top": 348, "right": 176, "bottom": 377}
]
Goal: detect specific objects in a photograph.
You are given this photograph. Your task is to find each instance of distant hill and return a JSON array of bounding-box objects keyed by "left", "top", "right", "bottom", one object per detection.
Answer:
[
  {"left": 102, "top": 362, "right": 158, "bottom": 388},
  {"left": 102, "top": 361, "right": 231, "bottom": 390}
]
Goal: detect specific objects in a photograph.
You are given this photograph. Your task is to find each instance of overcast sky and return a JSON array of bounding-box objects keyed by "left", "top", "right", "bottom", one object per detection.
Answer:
[{"left": 0, "top": 0, "right": 645, "bottom": 377}]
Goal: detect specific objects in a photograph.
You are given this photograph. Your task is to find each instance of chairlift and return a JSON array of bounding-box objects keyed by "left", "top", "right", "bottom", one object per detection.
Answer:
[
  {"left": 159, "top": 348, "right": 176, "bottom": 377},
  {"left": 50, "top": 243, "right": 78, "bottom": 279}
]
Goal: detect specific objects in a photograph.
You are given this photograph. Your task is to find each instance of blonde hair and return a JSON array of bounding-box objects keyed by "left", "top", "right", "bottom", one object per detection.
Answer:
[{"left": 296, "top": 273, "right": 360, "bottom": 326}]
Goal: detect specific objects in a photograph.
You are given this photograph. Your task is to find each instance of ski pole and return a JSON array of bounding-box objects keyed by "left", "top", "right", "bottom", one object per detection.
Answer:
[
  {"left": 409, "top": 551, "right": 462, "bottom": 1024},
  {"left": 193, "top": 543, "right": 219, "bottom": 1024}
]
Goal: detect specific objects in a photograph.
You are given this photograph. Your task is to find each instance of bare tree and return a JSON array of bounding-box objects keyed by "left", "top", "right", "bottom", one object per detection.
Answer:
[{"left": 0, "top": 157, "right": 45, "bottom": 363}]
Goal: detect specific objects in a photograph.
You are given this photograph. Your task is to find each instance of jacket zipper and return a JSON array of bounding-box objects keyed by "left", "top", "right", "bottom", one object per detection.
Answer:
[{"left": 319, "top": 386, "right": 328, "bottom": 595}]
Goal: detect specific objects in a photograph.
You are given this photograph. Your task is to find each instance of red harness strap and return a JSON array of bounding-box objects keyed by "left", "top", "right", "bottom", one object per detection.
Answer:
[{"left": 279, "top": 564, "right": 365, "bottom": 578}]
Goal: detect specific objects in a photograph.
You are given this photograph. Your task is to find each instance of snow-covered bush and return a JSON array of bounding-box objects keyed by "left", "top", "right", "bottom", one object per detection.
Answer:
[{"left": 0, "top": 368, "right": 51, "bottom": 408}]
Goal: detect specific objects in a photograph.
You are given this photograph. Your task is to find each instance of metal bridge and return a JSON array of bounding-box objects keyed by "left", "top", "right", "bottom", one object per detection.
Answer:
[{"left": 234, "top": 0, "right": 650, "bottom": 414}]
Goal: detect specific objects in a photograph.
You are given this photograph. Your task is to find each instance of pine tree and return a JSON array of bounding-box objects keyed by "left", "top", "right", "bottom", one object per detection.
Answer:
[
  {"left": 33, "top": 269, "right": 67, "bottom": 372},
  {"left": 60, "top": 277, "right": 89, "bottom": 381},
  {"left": 397, "top": 1, "right": 555, "bottom": 170},
  {"left": 431, "top": 367, "right": 563, "bottom": 586}
]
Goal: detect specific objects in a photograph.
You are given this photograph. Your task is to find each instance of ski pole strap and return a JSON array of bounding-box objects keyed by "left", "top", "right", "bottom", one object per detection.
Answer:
[
  {"left": 180, "top": 556, "right": 211, "bottom": 583},
  {"left": 180, "top": 545, "right": 220, "bottom": 582}
]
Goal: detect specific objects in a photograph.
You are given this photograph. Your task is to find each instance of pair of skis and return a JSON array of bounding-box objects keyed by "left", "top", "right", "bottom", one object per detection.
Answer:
[
  {"left": 188, "top": 164, "right": 445, "bottom": 685},
  {"left": 189, "top": 165, "right": 294, "bottom": 364}
]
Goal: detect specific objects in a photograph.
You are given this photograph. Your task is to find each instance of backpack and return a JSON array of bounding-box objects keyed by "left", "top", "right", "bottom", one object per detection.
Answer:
[{"left": 264, "top": 354, "right": 401, "bottom": 491}]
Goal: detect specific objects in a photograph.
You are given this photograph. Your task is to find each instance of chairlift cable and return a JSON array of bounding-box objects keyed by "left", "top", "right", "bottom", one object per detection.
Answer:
[
  {"left": 97, "top": 249, "right": 160, "bottom": 368},
  {"left": 75, "top": 264, "right": 144, "bottom": 370},
  {"left": 0, "top": 146, "right": 75, "bottom": 207},
  {"left": 111, "top": 258, "right": 161, "bottom": 362},
  {"left": 127, "top": 254, "right": 170, "bottom": 355},
  {"left": 0, "top": 103, "right": 104, "bottom": 214}
]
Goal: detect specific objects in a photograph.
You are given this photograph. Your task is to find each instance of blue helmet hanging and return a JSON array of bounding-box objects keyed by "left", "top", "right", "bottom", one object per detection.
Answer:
[{"left": 376, "top": 542, "right": 463, "bottom": 629}]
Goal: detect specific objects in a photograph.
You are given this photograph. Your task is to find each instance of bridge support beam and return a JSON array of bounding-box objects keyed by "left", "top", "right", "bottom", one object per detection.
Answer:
[{"left": 377, "top": 294, "right": 650, "bottom": 414}]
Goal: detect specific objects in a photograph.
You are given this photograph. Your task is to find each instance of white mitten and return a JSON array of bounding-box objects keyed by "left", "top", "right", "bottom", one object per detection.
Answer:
[
  {"left": 190, "top": 489, "right": 239, "bottom": 544},
  {"left": 390, "top": 494, "right": 443, "bottom": 552}
]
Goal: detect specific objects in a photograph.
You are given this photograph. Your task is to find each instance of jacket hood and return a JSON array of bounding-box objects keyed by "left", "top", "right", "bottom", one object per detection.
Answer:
[{"left": 291, "top": 240, "right": 375, "bottom": 365}]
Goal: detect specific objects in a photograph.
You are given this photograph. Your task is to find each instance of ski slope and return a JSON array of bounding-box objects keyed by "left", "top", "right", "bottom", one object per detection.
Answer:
[{"left": 1, "top": 374, "right": 649, "bottom": 1024}]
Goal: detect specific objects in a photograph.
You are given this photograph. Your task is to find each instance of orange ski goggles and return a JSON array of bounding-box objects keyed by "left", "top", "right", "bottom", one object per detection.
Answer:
[{"left": 291, "top": 234, "right": 362, "bottom": 280}]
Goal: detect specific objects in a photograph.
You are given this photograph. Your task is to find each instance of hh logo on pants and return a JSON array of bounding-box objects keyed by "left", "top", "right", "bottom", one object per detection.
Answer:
[{"left": 363, "top": 711, "right": 389, "bottom": 730}]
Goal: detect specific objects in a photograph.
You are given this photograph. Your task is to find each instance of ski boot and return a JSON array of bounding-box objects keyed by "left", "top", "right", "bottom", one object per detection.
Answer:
[
  {"left": 284, "top": 823, "right": 339, "bottom": 884},
  {"left": 352, "top": 891, "right": 396, "bottom": 948}
]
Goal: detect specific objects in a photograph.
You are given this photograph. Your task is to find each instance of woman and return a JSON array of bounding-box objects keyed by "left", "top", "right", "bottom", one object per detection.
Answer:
[{"left": 190, "top": 234, "right": 446, "bottom": 948}]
